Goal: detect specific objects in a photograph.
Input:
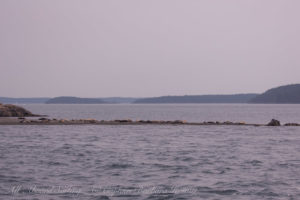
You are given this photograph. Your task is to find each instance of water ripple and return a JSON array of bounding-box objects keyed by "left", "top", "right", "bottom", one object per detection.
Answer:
[{"left": 0, "top": 125, "right": 300, "bottom": 199}]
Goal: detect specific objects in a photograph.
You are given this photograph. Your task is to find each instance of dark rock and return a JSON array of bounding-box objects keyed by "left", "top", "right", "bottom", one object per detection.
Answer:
[
  {"left": 171, "top": 120, "right": 183, "bottom": 124},
  {"left": 0, "top": 104, "right": 40, "bottom": 117},
  {"left": 174, "top": 120, "right": 186, "bottom": 124},
  {"left": 284, "top": 123, "right": 300, "bottom": 126},
  {"left": 206, "top": 121, "right": 215, "bottom": 124},
  {"left": 267, "top": 119, "right": 281, "bottom": 126},
  {"left": 39, "top": 117, "right": 48, "bottom": 121},
  {"left": 84, "top": 119, "right": 98, "bottom": 123},
  {"left": 114, "top": 119, "right": 131, "bottom": 123}
]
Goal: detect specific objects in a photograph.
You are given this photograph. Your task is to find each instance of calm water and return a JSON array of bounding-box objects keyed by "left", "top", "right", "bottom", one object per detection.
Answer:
[
  {"left": 1, "top": 104, "right": 300, "bottom": 199},
  {"left": 20, "top": 104, "right": 300, "bottom": 124}
]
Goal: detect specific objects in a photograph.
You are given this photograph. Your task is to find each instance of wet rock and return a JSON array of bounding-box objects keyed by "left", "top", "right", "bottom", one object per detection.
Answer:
[
  {"left": 267, "top": 119, "right": 281, "bottom": 126},
  {"left": 0, "top": 104, "right": 40, "bottom": 117}
]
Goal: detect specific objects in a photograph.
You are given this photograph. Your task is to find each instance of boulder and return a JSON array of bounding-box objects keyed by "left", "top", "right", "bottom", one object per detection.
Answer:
[
  {"left": 0, "top": 103, "right": 40, "bottom": 117},
  {"left": 267, "top": 119, "right": 281, "bottom": 126}
]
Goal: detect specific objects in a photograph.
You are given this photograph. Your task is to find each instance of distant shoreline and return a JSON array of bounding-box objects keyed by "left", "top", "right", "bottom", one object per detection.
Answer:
[{"left": 1, "top": 84, "right": 300, "bottom": 104}]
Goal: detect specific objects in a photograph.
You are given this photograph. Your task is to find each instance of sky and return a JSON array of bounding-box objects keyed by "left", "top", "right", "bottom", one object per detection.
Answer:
[{"left": 0, "top": 0, "right": 299, "bottom": 98}]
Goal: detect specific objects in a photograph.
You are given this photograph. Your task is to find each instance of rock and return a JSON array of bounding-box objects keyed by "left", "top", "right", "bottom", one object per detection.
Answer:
[
  {"left": 172, "top": 120, "right": 185, "bottom": 124},
  {"left": 114, "top": 119, "right": 131, "bottom": 123},
  {"left": 267, "top": 119, "right": 281, "bottom": 126},
  {"left": 284, "top": 123, "right": 300, "bottom": 126},
  {"left": 39, "top": 117, "right": 48, "bottom": 121},
  {"left": 206, "top": 121, "right": 215, "bottom": 124},
  {"left": 84, "top": 119, "right": 98, "bottom": 123},
  {"left": 0, "top": 104, "right": 40, "bottom": 117}
]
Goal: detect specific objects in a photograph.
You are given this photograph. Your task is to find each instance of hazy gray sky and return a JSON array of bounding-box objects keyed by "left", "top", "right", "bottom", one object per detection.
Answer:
[{"left": 0, "top": 0, "right": 299, "bottom": 97}]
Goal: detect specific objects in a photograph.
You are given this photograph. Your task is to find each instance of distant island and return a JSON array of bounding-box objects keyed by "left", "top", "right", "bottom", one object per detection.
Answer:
[
  {"left": 133, "top": 94, "right": 258, "bottom": 104},
  {"left": 0, "top": 97, "right": 50, "bottom": 104},
  {"left": 45, "top": 97, "right": 139, "bottom": 104},
  {"left": 250, "top": 84, "right": 300, "bottom": 104},
  {"left": 1, "top": 84, "right": 300, "bottom": 104},
  {"left": 45, "top": 97, "right": 107, "bottom": 104}
]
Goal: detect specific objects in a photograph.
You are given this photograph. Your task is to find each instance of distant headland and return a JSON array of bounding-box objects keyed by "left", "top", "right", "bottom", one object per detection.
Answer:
[
  {"left": 1, "top": 84, "right": 300, "bottom": 104},
  {"left": 133, "top": 94, "right": 258, "bottom": 104},
  {"left": 249, "top": 84, "right": 300, "bottom": 104}
]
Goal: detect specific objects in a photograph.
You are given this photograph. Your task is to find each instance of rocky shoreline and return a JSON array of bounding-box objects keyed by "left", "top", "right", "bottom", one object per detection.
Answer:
[
  {"left": 0, "top": 104, "right": 299, "bottom": 126},
  {"left": 0, "top": 103, "right": 42, "bottom": 117},
  {"left": 0, "top": 117, "right": 299, "bottom": 126}
]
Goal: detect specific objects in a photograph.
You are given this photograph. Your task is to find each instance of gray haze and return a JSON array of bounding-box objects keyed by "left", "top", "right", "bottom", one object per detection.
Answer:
[{"left": 0, "top": 0, "right": 299, "bottom": 97}]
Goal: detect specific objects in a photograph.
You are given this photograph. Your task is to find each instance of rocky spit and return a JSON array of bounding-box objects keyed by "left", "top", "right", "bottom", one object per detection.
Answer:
[
  {"left": 0, "top": 104, "right": 299, "bottom": 126},
  {"left": 0, "top": 117, "right": 299, "bottom": 126}
]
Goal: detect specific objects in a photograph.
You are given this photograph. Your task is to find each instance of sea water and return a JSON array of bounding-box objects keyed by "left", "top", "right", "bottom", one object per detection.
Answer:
[{"left": 0, "top": 104, "right": 300, "bottom": 199}]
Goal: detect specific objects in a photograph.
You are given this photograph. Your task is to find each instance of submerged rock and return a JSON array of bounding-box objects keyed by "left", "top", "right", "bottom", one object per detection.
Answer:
[
  {"left": 267, "top": 119, "right": 281, "bottom": 126},
  {"left": 0, "top": 103, "right": 40, "bottom": 117}
]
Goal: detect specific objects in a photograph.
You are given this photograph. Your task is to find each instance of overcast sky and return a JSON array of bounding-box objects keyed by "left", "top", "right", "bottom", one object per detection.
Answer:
[{"left": 0, "top": 0, "right": 299, "bottom": 97}]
